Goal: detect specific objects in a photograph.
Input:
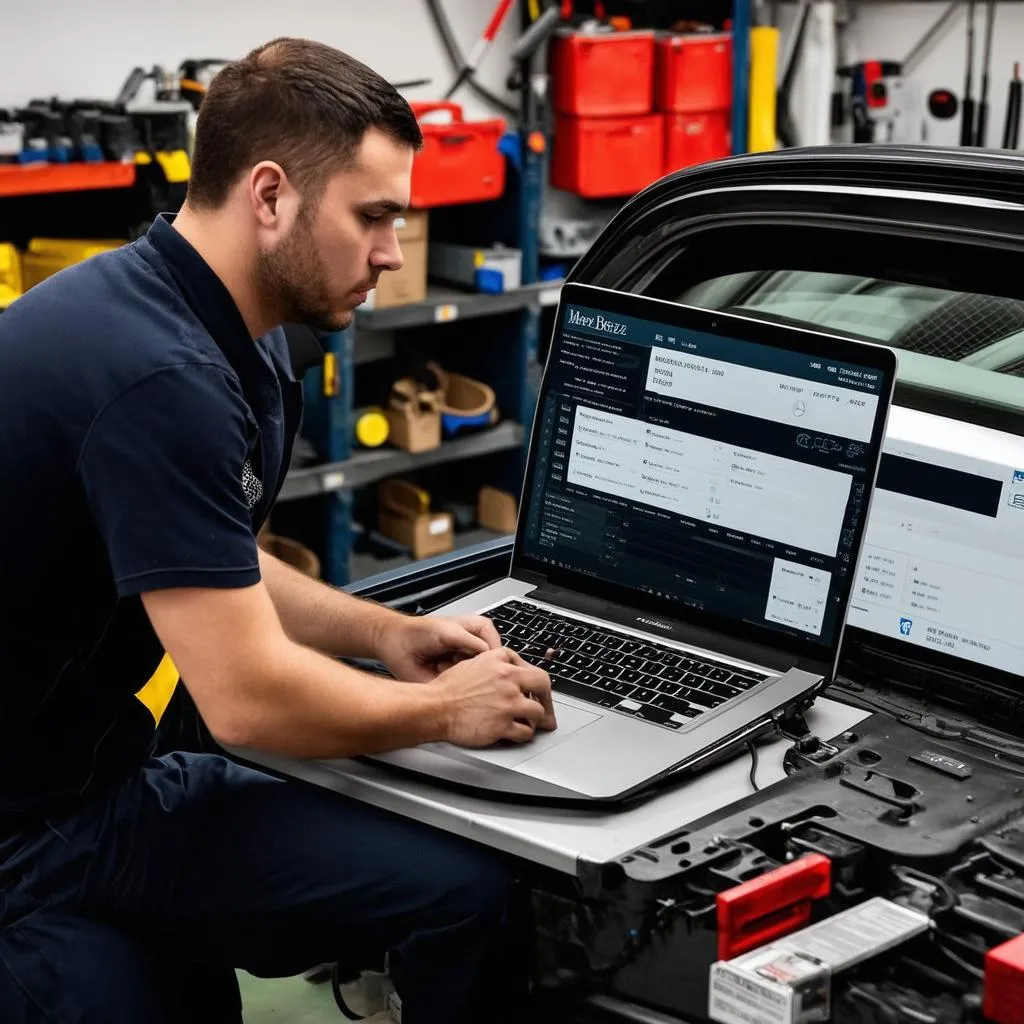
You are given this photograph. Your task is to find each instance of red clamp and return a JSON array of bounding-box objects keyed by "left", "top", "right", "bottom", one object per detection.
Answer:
[{"left": 715, "top": 853, "right": 832, "bottom": 961}]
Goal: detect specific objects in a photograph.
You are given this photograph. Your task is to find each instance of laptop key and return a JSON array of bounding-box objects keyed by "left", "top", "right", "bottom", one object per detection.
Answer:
[
  {"left": 730, "top": 672, "right": 765, "bottom": 689},
  {"left": 632, "top": 687, "right": 658, "bottom": 704},
  {"left": 656, "top": 681, "right": 681, "bottom": 697},
  {"left": 661, "top": 666, "right": 685, "bottom": 683},
  {"left": 704, "top": 680, "right": 742, "bottom": 699},
  {"left": 618, "top": 640, "right": 642, "bottom": 654},
  {"left": 611, "top": 681, "right": 637, "bottom": 697},
  {"left": 620, "top": 655, "right": 644, "bottom": 671},
  {"left": 659, "top": 652, "right": 682, "bottom": 668},
  {"left": 554, "top": 678, "right": 617, "bottom": 707},
  {"left": 632, "top": 704, "right": 676, "bottom": 726},
  {"left": 509, "top": 626, "right": 534, "bottom": 640},
  {"left": 619, "top": 669, "right": 643, "bottom": 685},
  {"left": 560, "top": 637, "right": 583, "bottom": 652},
  {"left": 687, "top": 690, "right": 724, "bottom": 709},
  {"left": 597, "top": 663, "right": 623, "bottom": 680},
  {"left": 652, "top": 694, "right": 699, "bottom": 717},
  {"left": 579, "top": 641, "right": 604, "bottom": 657},
  {"left": 576, "top": 670, "right": 600, "bottom": 687},
  {"left": 641, "top": 660, "right": 664, "bottom": 676},
  {"left": 637, "top": 645, "right": 661, "bottom": 660},
  {"left": 706, "top": 668, "right": 732, "bottom": 683}
]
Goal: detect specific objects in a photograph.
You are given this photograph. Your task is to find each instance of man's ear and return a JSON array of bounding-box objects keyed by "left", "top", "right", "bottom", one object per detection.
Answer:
[{"left": 249, "top": 161, "right": 287, "bottom": 227}]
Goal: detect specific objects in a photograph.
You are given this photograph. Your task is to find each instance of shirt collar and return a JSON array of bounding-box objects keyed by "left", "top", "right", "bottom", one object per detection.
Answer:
[{"left": 143, "top": 213, "right": 262, "bottom": 373}]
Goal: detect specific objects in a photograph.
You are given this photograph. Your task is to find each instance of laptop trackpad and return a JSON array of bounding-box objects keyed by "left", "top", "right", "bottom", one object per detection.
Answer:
[{"left": 456, "top": 700, "right": 600, "bottom": 768}]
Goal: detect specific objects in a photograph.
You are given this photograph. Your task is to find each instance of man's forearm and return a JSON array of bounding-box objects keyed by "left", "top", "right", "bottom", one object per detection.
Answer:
[
  {"left": 258, "top": 548, "right": 401, "bottom": 659},
  {"left": 213, "top": 637, "right": 451, "bottom": 758}
]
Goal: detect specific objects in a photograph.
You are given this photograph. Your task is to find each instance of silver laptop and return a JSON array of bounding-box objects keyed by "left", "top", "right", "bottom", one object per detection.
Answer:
[{"left": 367, "top": 283, "right": 897, "bottom": 805}]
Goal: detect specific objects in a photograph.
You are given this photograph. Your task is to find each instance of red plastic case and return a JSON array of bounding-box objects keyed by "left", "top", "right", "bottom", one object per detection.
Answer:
[
  {"left": 663, "top": 111, "right": 731, "bottom": 173},
  {"left": 550, "top": 30, "right": 655, "bottom": 116},
  {"left": 655, "top": 32, "right": 732, "bottom": 114},
  {"left": 551, "top": 113, "right": 663, "bottom": 199},
  {"left": 408, "top": 102, "right": 506, "bottom": 208}
]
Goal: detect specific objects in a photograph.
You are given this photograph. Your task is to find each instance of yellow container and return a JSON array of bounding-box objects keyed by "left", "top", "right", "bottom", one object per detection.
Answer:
[
  {"left": 0, "top": 243, "right": 23, "bottom": 310},
  {"left": 21, "top": 237, "right": 123, "bottom": 290}
]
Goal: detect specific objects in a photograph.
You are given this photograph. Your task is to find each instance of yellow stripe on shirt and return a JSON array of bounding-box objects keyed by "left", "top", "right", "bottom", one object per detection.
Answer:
[{"left": 135, "top": 653, "right": 180, "bottom": 725}]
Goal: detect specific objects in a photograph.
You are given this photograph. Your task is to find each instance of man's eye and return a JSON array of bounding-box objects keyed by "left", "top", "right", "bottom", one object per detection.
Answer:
[{"left": 362, "top": 213, "right": 383, "bottom": 225}]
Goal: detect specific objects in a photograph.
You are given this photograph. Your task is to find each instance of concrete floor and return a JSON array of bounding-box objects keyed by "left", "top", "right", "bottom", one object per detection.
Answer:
[{"left": 237, "top": 971, "right": 343, "bottom": 1023}]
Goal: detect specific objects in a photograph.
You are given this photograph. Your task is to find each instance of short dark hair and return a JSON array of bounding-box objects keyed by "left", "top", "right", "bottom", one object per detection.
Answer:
[{"left": 186, "top": 38, "right": 422, "bottom": 208}]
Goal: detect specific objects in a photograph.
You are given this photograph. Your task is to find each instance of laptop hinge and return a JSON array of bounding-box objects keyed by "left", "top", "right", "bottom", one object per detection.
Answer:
[{"left": 513, "top": 567, "right": 547, "bottom": 586}]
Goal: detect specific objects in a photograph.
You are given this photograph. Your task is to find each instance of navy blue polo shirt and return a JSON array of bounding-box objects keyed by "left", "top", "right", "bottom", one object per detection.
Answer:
[{"left": 0, "top": 216, "right": 302, "bottom": 824}]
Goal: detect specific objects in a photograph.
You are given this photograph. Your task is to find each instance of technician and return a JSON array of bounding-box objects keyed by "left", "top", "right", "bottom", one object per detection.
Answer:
[{"left": 0, "top": 38, "right": 555, "bottom": 1024}]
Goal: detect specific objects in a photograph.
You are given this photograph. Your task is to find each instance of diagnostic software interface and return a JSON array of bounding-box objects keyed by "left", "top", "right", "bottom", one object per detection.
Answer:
[
  {"left": 850, "top": 411, "right": 1024, "bottom": 677},
  {"left": 520, "top": 300, "right": 886, "bottom": 647}
]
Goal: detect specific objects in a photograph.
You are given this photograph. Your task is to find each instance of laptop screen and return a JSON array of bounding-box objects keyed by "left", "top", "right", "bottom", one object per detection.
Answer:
[
  {"left": 518, "top": 286, "right": 893, "bottom": 655},
  {"left": 848, "top": 406, "right": 1024, "bottom": 680}
]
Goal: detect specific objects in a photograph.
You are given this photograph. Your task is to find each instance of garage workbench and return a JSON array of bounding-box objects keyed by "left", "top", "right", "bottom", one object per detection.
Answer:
[{"left": 238, "top": 696, "right": 868, "bottom": 876}]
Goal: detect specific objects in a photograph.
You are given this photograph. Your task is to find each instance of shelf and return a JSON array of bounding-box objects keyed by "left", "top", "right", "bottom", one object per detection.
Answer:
[
  {"left": 278, "top": 421, "right": 526, "bottom": 501},
  {"left": 350, "top": 527, "right": 509, "bottom": 583},
  {"left": 355, "top": 279, "right": 563, "bottom": 331},
  {"left": 0, "top": 162, "right": 136, "bottom": 198}
]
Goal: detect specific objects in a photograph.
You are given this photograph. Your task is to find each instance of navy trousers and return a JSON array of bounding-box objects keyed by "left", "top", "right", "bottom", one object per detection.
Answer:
[{"left": 0, "top": 752, "right": 515, "bottom": 1023}]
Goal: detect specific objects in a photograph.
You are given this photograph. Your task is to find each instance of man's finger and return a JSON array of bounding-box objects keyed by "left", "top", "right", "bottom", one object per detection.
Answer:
[
  {"left": 503, "top": 720, "right": 537, "bottom": 744},
  {"left": 517, "top": 668, "right": 557, "bottom": 730},
  {"left": 456, "top": 615, "right": 502, "bottom": 650},
  {"left": 513, "top": 694, "right": 546, "bottom": 726}
]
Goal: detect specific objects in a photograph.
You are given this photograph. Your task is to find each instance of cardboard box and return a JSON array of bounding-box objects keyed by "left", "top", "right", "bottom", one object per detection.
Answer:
[
  {"left": 478, "top": 486, "right": 518, "bottom": 534},
  {"left": 365, "top": 210, "right": 428, "bottom": 309},
  {"left": 378, "top": 479, "right": 454, "bottom": 559},
  {"left": 385, "top": 377, "right": 442, "bottom": 453}
]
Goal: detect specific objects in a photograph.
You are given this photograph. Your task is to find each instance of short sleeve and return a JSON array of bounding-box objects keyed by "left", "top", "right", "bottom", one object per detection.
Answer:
[{"left": 77, "top": 363, "right": 262, "bottom": 596}]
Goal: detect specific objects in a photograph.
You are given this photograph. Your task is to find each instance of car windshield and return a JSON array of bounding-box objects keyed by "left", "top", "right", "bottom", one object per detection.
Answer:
[{"left": 678, "top": 270, "right": 1024, "bottom": 413}]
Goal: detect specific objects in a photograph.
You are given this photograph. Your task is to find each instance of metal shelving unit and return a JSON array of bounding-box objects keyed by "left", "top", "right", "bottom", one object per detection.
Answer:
[
  {"left": 355, "top": 280, "right": 562, "bottom": 331},
  {"left": 281, "top": 127, "right": 552, "bottom": 587},
  {"left": 278, "top": 422, "right": 526, "bottom": 501}
]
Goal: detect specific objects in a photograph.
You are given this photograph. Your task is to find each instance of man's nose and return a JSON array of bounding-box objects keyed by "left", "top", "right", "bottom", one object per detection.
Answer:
[{"left": 372, "top": 227, "right": 404, "bottom": 273}]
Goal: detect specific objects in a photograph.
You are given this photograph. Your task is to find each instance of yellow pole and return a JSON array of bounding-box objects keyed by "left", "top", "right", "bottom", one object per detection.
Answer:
[{"left": 748, "top": 26, "right": 780, "bottom": 152}]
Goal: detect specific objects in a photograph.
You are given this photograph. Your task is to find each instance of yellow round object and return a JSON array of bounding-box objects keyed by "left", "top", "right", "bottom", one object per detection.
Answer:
[{"left": 355, "top": 410, "right": 389, "bottom": 448}]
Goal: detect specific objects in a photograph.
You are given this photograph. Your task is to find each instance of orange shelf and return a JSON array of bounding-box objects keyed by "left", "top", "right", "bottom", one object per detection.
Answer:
[{"left": 0, "top": 162, "right": 136, "bottom": 198}]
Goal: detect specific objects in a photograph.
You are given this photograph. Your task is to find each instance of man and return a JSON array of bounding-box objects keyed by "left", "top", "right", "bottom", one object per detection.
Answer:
[{"left": 0, "top": 38, "right": 555, "bottom": 1024}]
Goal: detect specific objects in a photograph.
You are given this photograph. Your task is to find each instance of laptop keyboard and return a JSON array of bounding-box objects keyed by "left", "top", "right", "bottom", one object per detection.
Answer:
[{"left": 483, "top": 600, "right": 771, "bottom": 732}]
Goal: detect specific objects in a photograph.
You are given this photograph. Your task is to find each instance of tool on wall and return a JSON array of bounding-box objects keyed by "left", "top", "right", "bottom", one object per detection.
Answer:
[
  {"left": 960, "top": 0, "right": 976, "bottom": 145},
  {"left": 837, "top": 61, "right": 906, "bottom": 144},
  {"left": 973, "top": 0, "right": 996, "bottom": 146},
  {"left": 1003, "top": 63, "right": 1022, "bottom": 149},
  {"left": 424, "top": 0, "right": 518, "bottom": 116},
  {"left": 442, "top": 0, "right": 517, "bottom": 100}
]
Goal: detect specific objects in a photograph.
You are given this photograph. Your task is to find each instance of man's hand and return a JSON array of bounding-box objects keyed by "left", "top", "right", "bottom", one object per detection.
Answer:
[
  {"left": 376, "top": 614, "right": 503, "bottom": 682},
  {"left": 432, "top": 648, "right": 557, "bottom": 747}
]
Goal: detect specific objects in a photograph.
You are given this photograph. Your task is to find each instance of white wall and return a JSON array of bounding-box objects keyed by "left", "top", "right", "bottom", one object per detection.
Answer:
[
  {"left": 5, "top": 1, "right": 1022, "bottom": 153},
  {"left": 782, "top": 1, "right": 1024, "bottom": 150},
  {"left": 0, "top": 0, "right": 517, "bottom": 120}
]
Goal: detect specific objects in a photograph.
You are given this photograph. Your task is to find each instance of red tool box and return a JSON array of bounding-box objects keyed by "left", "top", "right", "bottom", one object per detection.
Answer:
[
  {"left": 655, "top": 32, "right": 732, "bottom": 114},
  {"left": 550, "top": 29, "right": 656, "bottom": 116},
  {"left": 408, "top": 102, "right": 506, "bottom": 208},
  {"left": 551, "top": 113, "right": 663, "bottom": 198},
  {"left": 663, "top": 111, "right": 731, "bottom": 173}
]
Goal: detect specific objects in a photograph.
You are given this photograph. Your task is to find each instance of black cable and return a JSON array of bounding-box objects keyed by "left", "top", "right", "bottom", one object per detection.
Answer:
[
  {"left": 423, "top": 0, "right": 519, "bottom": 118},
  {"left": 747, "top": 740, "right": 760, "bottom": 791},
  {"left": 934, "top": 940, "right": 985, "bottom": 980}
]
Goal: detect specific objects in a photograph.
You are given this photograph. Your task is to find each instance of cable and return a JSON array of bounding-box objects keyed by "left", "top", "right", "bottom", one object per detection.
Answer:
[
  {"left": 934, "top": 940, "right": 985, "bottom": 980},
  {"left": 423, "top": 0, "right": 519, "bottom": 118},
  {"left": 747, "top": 740, "right": 760, "bottom": 791}
]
